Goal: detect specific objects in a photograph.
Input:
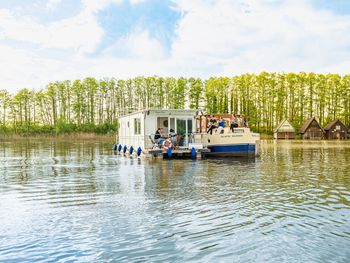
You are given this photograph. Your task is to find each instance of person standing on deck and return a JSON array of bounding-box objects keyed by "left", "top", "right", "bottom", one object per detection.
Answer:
[
  {"left": 230, "top": 114, "right": 238, "bottom": 131},
  {"left": 241, "top": 114, "right": 247, "bottom": 127},
  {"left": 237, "top": 115, "right": 243, "bottom": 127}
]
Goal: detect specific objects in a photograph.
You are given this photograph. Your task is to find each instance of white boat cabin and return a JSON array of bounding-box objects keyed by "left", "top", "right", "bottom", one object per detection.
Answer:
[{"left": 117, "top": 109, "right": 198, "bottom": 150}]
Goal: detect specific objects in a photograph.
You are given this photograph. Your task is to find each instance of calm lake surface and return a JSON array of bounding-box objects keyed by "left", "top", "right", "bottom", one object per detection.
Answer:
[{"left": 1, "top": 139, "right": 350, "bottom": 263}]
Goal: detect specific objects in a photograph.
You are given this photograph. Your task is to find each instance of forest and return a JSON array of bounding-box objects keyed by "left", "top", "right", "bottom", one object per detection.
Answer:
[{"left": 0, "top": 72, "right": 349, "bottom": 135}]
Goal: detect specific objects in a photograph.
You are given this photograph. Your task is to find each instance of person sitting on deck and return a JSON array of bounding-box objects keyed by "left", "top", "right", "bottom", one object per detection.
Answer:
[
  {"left": 207, "top": 115, "right": 217, "bottom": 134},
  {"left": 216, "top": 117, "right": 225, "bottom": 134},
  {"left": 162, "top": 139, "right": 173, "bottom": 150},
  {"left": 169, "top": 128, "right": 177, "bottom": 142},
  {"left": 154, "top": 128, "right": 166, "bottom": 146}
]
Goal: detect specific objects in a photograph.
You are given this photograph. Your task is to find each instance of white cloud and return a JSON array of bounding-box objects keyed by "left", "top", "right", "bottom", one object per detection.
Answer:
[
  {"left": 45, "top": 12, "right": 104, "bottom": 53},
  {"left": 129, "top": 0, "right": 146, "bottom": 5},
  {"left": 105, "top": 29, "right": 166, "bottom": 60},
  {"left": 0, "top": 8, "right": 103, "bottom": 54},
  {"left": 171, "top": 0, "right": 350, "bottom": 75},
  {"left": 0, "top": 43, "right": 168, "bottom": 93},
  {"left": 2, "top": 0, "right": 350, "bottom": 93},
  {"left": 0, "top": 44, "right": 67, "bottom": 91}
]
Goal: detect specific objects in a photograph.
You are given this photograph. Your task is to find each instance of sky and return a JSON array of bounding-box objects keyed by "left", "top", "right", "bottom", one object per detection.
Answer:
[{"left": 1, "top": 0, "right": 350, "bottom": 92}]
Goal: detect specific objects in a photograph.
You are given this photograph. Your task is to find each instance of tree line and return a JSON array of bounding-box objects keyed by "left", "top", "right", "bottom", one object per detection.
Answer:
[{"left": 0, "top": 73, "right": 349, "bottom": 135}]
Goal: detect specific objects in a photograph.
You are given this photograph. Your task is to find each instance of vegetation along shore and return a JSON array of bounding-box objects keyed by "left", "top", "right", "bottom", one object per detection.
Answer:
[{"left": 0, "top": 72, "right": 349, "bottom": 136}]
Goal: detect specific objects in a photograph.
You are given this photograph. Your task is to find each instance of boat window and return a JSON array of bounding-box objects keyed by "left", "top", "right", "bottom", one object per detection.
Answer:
[
  {"left": 187, "top": 119, "right": 193, "bottom": 133},
  {"left": 176, "top": 119, "right": 186, "bottom": 135},
  {"left": 134, "top": 118, "right": 141, "bottom": 135}
]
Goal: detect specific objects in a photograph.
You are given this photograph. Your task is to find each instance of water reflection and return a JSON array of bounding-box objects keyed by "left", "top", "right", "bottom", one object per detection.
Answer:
[{"left": 0, "top": 139, "right": 350, "bottom": 262}]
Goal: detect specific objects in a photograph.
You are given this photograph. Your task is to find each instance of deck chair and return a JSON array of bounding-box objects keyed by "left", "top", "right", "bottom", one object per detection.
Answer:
[{"left": 148, "top": 135, "right": 160, "bottom": 149}]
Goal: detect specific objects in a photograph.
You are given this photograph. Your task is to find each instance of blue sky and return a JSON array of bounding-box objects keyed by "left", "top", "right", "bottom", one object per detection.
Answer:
[
  {"left": 95, "top": 0, "right": 180, "bottom": 56},
  {"left": 309, "top": 0, "right": 350, "bottom": 14},
  {"left": 1, "top": 0, "right": 350, "bottom": 92}
]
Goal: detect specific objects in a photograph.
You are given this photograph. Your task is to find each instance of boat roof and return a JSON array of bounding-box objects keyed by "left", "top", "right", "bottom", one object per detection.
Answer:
[{"left": 118, "top": 108, "right": 198, "bottom": 118}]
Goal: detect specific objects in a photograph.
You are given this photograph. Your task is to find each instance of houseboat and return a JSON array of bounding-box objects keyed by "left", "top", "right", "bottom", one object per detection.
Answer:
[{"left": 116, "top": 109, "right": 260, "bottom": 158}]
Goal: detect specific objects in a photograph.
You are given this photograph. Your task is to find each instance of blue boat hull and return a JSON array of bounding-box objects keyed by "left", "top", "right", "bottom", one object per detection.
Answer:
[{"left": 206, "top": 144, "right": 256, "bottom": 157}]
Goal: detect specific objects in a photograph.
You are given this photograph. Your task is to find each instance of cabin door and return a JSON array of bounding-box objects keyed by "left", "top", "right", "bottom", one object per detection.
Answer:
[
  {"left": 176, "top": 118, "right": 193, "bottom": 147},
  {"left": 169, "top": 118, "right": 175, "bottom": 133}
]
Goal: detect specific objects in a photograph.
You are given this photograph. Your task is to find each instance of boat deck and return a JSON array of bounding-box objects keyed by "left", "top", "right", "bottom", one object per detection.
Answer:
[{"left": 147, "top": 148, "right": 211, "bottom": 159}]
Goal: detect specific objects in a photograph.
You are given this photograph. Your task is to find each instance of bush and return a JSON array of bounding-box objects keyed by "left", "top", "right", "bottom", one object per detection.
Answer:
[{"left": 0, "top": 121, "right": 118, "bottom": 136}]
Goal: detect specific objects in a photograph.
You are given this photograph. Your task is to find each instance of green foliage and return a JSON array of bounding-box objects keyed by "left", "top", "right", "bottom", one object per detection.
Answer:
[
  {"left": 0, "top": 74, "right": 349, "bottom": 136},
  {"left": 55, "top": 119, "right": 76, "bottom": 134}
]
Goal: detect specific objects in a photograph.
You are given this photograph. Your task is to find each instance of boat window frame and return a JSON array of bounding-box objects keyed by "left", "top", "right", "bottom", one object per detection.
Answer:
[{"left": 134, "top": 118, "right": 141, "bottom": 135}]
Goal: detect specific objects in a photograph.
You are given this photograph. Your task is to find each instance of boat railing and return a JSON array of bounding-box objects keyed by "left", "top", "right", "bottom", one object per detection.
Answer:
[
  {"left": 146, "top": 132, "right": 207, "bottom": 149},
  {"left": 192, "top": 133, "right": 208, "bottom": 147},
  {"left": 118, "top": 133, "right": 209, "bottom": 149}
]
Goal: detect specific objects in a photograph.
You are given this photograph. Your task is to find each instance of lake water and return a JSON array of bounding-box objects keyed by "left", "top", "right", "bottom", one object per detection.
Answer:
[{"left": 0, "top": 139, "right": 350, "bottom": 262}]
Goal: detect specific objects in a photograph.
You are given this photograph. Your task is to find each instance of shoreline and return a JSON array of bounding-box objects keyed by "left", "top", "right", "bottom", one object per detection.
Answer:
[
  {"left": 1, "top": 134, "right": 348, "bottom": 143},
  {"left": 0, "top": 133, "right": 115, "bottom": 141}
]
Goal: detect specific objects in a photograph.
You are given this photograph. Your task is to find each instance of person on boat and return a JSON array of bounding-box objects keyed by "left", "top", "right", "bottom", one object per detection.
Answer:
[
  {"left": 154, "top": 128, "right": 166, "bottom": 146},
  {"left": 163, "top": 139, "right": 173, "bottom": 150},
  {"left": 207, "top": 115, "right": 217, "bottom": 134},
  {"left": 236, "top": 114, "right": 242, "bottom": 127},
  {"left": 169, "top": 128, "right": 179, "bottom": 147},
  {"left": 230, "top": 114, "right": 238, "bottom": 132},
  {"left": 241, "top": 114, "right": 247, "bottom": 127},
  {"left": 216, "top": 117, "right": 225, "bottom": 134}
]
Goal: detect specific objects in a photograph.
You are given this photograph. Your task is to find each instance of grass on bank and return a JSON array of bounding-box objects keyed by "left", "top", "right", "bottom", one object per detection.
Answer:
[
  {"left": 0, "top": 122, "right": 276, "bottom": 139},
  {"left": 0, "top": 122, "right": 117, "bottom": 136}
]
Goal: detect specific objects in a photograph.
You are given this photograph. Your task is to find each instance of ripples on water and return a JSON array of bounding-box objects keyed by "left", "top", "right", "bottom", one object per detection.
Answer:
[{"left": 0, "top": 139, "right": 350, "bottom": 262}]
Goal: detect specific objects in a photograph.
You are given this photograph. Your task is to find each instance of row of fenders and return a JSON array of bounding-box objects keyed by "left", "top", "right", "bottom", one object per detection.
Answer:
[
  {"left": 113, "top": 144, "right": 198, "bottom": 158},
  {"left": 113, "top": 144, "right": 142, "bottom": 156}
]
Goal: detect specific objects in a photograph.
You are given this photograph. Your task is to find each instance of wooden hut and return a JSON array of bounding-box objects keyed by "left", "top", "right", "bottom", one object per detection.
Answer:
[
  {"left": 300, "top": 117, "right": 324, "bottom": 140},
  {"left": 323, "top": 119, "right": 348, "bottom": 139},
  {"left": 274, "top": 120, "right": 296, "bottom": 139}
]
